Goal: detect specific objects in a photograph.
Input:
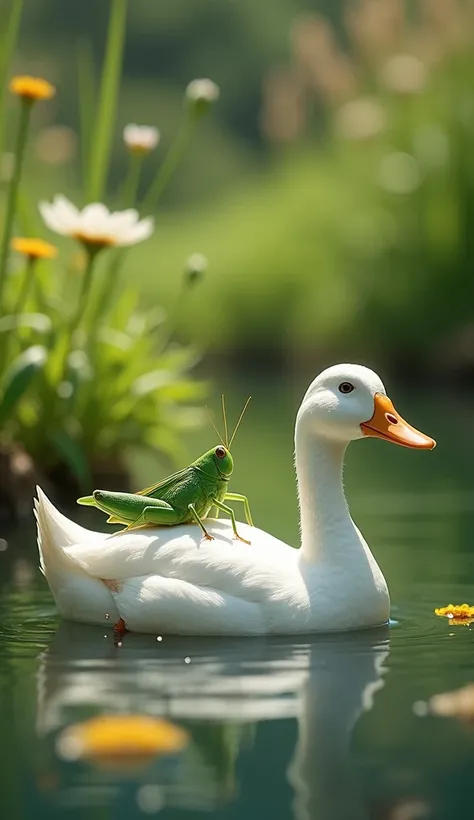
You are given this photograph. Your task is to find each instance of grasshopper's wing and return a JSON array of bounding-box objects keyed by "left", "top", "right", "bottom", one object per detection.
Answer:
[{"left": 134, "top": 466, "right": 193, "bottom": 500}]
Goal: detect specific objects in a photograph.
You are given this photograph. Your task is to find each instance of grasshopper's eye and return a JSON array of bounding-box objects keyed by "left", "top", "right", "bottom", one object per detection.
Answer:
[{"left": 215, "top": 446, "right": 226, "bottom": 459}]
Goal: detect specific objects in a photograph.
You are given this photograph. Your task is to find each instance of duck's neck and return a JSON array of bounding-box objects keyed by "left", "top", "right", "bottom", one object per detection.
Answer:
[{"left": 295, "top": 424, "right": 361, "bottom": 564}]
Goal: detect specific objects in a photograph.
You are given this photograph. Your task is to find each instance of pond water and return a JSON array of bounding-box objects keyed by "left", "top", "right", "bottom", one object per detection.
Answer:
[{"left": 1, "top": 376, "right": 474, "bottom": 819}]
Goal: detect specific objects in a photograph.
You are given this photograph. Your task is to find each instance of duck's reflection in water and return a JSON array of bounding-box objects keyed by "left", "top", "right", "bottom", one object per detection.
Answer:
[{"left": 36, "top": 623, "right": 389, "bottom": 817}]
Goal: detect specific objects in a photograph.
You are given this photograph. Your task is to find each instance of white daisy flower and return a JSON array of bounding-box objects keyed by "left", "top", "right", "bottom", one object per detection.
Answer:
[
  {"left": 185, "top": 252, "right": 207, "bottom": 286},
  {"left": 186, "top": 79, "right": 220, "bottom": 116},
  {"left": 123, "top": 124, "right": 160, "bottom": 155},
  {"left": 39, "top": 195, "right": 154, "bottom": 250}
]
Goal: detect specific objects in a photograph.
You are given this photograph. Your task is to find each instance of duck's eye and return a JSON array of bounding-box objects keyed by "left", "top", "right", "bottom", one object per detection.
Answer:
[
  {"left": 338, "top": 382, "right": 354, "bottom": 394},
  {"left": 215, "top": 446, "right": 226, "bottom": 459}
]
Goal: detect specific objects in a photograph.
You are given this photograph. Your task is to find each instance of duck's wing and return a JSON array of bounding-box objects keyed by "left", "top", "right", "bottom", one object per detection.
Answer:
[
  {"left": 66, "top": 519, "right": 297, "bottom": 603},
  {"left": 113, "top": 574, "right": 267, "bottom": 636}
]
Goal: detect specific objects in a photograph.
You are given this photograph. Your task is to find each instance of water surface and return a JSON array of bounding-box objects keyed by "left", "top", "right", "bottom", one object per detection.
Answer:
[{"left": 1, "top": 379, "right": 474, "bottom": 819}]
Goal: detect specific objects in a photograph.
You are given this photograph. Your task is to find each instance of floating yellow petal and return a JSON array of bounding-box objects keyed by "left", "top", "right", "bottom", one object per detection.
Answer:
[
  {"left": 56, "top": 714, "right": 189, "bottom": 767},
  {"left": 9, "top": 76, "right": 55, "bottom": 101},
  {"left": 11, "top": 238, "right": 57, "bottom": 261},
  {"left": 434, "top": 603, "right": 474, "bottom": 621}
]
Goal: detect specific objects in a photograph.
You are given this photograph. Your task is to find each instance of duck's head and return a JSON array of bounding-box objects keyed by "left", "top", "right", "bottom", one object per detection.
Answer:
[{"left": 297, "top": 364, "right": 436, "bottom": 449}]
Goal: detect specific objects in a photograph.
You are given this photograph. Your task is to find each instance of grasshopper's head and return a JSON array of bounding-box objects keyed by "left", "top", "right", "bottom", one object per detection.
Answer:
[
  {"left": 213, "top": 444, "right": 233, "bottom": 477},
  {"left": 197, "top": 446, "right": 234, "bottom": 478}
]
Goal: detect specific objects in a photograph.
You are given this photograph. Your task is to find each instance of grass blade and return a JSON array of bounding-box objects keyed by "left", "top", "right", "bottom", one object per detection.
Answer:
[
  {"left": 48, "top": 428, "right": 92, "bottom": 489},
  {"left": 87, "top": 0, "right": 128, "bottom": 201},
  {"left": 0, "top": 345, "right": 47, "bottom": 424},
  {"left": 76, "top": 37, "right": 96, "bottom": 190}
]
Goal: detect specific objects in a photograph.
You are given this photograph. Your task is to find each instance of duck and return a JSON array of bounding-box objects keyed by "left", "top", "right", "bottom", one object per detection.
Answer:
[{"left": 35, "top": 364, "right": 435, "bottom": 636}]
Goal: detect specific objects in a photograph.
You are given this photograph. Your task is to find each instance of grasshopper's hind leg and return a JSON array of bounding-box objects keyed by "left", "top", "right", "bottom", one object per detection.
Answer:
[
  {"left": 120, "top": 500, "right": 181, "bottom": 532},
  {"left": 224, "top": 492, "right": 254, "bottom": 527}
]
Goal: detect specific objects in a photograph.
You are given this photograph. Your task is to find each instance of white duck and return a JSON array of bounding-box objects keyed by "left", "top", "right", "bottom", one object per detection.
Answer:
[{"left": 35, "top": 364, "right": 435, "bottom": 636}]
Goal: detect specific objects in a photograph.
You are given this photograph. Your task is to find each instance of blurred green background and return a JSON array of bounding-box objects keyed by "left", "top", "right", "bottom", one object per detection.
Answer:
[{"left": 15, "top": 0, "right": 474, "bottom": 378}]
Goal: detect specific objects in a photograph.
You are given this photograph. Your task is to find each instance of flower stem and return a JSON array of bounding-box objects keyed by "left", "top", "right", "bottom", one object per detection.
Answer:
[
  {"left": 158, "top": 279, "right": 189, "bottom": 352},
  {"left": 120, "top": 152, "right": 142, "bottom": 207},
  {"left": 142, "top": 116, "right": 196, "bottom": 213},
  {"left": 92, "top": 247, "right": 127, "bottom": 331},
  {"left": 87, "top": 0, "right": 128, "bottom": 201},
  {"left": 0, "top": 99, "right": 32, "bottom": 311},
  {"left": 0, "top": 0, "right": 25, "bottom": 155},
  {"left": 63, "top": 248, "right": 98, "bottom": 376},
  {"left": 12, "top": 256, "right": 34, "bottom": 318},
  {"left": 8, "top": 255, "right": 34, "bottom": 358}
]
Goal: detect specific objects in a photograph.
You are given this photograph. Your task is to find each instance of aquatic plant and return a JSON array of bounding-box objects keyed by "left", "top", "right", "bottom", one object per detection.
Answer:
[{"left": 0, "top": 0, "right": 218, "bottom": 507}]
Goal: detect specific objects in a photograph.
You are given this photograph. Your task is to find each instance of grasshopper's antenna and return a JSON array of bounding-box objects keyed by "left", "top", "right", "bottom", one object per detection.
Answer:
[
  {"left": 221, "top": 394, "right": 229, "bottom": 448},
  {"left": 229, "top": 396, "right": 252, "bottom": 449},
  {"left": 205, "top": 406, "right": 225, "bottom": 447}
]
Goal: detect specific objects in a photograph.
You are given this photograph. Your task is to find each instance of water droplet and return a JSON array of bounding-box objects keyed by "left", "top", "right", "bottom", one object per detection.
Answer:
[{"left": 184, "top": 657, "right": 191, "bottom": 664}]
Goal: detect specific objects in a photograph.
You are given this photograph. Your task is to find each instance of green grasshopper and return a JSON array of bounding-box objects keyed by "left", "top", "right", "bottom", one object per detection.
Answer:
[{"left": 77, "top": 397, "right": 254, "bottom": 544}]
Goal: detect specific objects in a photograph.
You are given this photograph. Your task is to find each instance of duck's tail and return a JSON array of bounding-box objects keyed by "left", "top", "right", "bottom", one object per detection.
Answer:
[
  {"left": 34, "top": 487, "right": 118, "bottom": 624},
  {"left": 34, "top": 486, "right": 90, "bottom": 578}
]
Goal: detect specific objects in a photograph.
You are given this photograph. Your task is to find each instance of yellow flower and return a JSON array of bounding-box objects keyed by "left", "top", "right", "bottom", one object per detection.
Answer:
[
  {"left": 56, "top": 715, "right": 189, "bottom": 769},
  {"left": 9, "top": 76, "right": 55, "bottom": 102},
  {"left": 11, "top": 237, "right": 57, "bottom": 261},
  {"left": 434, "top": 603, "right": 474, "bottom": 624}
]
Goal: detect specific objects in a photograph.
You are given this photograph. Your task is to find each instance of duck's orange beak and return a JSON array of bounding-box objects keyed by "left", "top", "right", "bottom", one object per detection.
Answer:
[{"left": 361, "top": 393, "right": 436, "bottom": 450}]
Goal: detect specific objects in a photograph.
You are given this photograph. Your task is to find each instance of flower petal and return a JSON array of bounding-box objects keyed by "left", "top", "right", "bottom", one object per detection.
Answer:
[
  {"left": 54, "top": 195, "right": 79, "bottom": 223},
  {"left": 118, "top": 217, "right": 154, "bottom": 246},
  {"left": 39, "top": 201, "right": 70, "bottom": 235},
  {"left": 123, "top": 124, "right": 139, "bottom": 142},
  {"left": 107, "top": 209, "right": 139, "bottom": 236},
  {"left": 79, "top": 203, "right": 112, "bottom": 238},
  {"left": 39, "top": 195, "right": 80, "bottom": 235}
]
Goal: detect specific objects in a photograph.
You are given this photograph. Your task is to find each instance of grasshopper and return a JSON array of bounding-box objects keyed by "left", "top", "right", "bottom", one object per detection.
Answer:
[{"left": 77, "top": 397, "right": 254, "bottom": 544}]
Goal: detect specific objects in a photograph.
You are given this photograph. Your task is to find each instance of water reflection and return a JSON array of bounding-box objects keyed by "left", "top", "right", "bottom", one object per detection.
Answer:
[{"left": 36, "top": 623, "right": 389, "bottom": 817}]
